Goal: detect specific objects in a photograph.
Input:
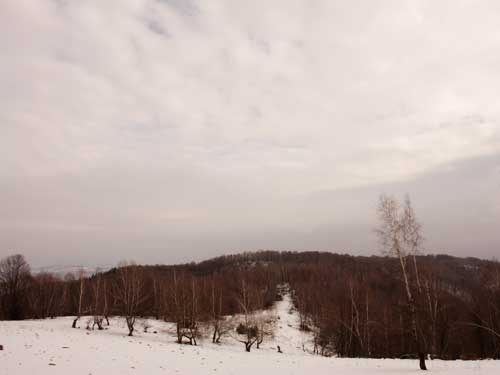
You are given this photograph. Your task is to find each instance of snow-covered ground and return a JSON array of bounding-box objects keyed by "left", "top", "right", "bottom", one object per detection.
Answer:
[{"left": 1, "top": 292, "right": 499, "bottom": 374}]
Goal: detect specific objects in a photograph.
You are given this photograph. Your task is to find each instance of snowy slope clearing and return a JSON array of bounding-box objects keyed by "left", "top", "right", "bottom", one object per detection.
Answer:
[{"left": 1, "top": 292, "right": 499, "bottom": 375}]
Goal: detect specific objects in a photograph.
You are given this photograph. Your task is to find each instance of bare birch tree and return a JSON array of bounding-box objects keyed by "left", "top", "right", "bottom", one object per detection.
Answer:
[
  {"left": 72, "top": 270, "right": 86, "bottom": 328},
  {"left": 376, "top": 194, "right": 427, "bottom": 370}
]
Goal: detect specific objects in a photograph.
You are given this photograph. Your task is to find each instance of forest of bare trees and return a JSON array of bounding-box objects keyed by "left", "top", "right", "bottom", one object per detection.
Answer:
[{"left": 1, "top": 250, "right": 499, "bottom": 360}]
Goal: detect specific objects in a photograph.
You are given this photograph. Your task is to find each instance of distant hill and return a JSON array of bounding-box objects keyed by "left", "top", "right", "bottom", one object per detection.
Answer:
[{"left": 31, "top": 265, "right": 110, "bottom": 278}]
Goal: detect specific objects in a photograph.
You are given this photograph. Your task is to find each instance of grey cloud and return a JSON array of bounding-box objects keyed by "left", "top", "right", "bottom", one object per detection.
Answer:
[{"left": 0, "top": 0, "right": 499, "bottom": 266}]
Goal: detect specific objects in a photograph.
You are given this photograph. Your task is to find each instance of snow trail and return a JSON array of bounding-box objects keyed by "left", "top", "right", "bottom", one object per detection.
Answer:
[{"left": 267, "top": 287, "right": 312, "bottom": 355}]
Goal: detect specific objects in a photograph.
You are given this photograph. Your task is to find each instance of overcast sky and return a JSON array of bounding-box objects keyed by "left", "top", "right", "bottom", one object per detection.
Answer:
[{"left": 1, "top": 0, "right": 499, "bottom": 267}]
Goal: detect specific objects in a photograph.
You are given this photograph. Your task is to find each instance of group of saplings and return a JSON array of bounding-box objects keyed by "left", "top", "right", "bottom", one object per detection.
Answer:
[
  {"left": 233, "top": 279, "right": 276, "bottom": 352},
  {"left": 71, "top": 269, "right": 110, "bottom": 331},
  {"left": 68, "top": 263, "right": 277, "bottom": 352},
  {"left": 234, "top": 313, "right": 274, "bottom": 352}
]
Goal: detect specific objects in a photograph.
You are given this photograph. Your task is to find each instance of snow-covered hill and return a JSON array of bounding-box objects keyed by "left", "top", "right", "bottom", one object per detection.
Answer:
[{"left": 1, "top": 291, "right": 498, "bottom": 374}]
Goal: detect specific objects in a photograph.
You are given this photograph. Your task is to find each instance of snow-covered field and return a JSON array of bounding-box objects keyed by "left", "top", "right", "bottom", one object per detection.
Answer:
[{"left": 1, "top": 293, "right": 498, "bottom": 374}]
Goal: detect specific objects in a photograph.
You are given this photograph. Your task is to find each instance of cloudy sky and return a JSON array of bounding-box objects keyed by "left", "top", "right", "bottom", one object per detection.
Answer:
[{"left": 1, "top": 0, "right": 499, "bottom": 267}]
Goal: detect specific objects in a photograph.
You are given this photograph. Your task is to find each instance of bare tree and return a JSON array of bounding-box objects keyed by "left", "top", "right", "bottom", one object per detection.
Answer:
[
  {"left": 90, "top": 271, "right": 104, "bottom": 330},
  {"left": 209, "top": 277, "right": 226, "bottom": 343},
  {"left": 27, "top": 272, "right": 62, "bottom": 319},
  {"left": 422, "top": 275, "right": 440, "bottom": 357},
  {"left": 159, "top": 277, "right": 169, "bottom": 322},
  {"left": 255, "top": 311, "right": 274, "bottom": 349},
  {"left": 102, "top": 278, "right": 111, "bottom": 326},
  {"left": 0, "top": 254, "right": 31, "bottom": 320},
  {"left": 169, "top": 271, "right": 200, "bottom": 345},
  {"left": 294, "top": 288, "right": 311, "bottom": 331},
  {"left": 169, "top": 269, "right": 184, "bottom": 344},
  {"left": 235, "top": 279, "right": 259, "bottom": 352},
  {"left": 152, "top": 273, "right": 161, "bottom": 320},
  {"left": 376, "top": 194, "right": 427, "bottom": 370},
  {"left": 464, "top": 259, "right": 500, "bottom": 352},
  {"left": 182, "top": 278, "right": 200, "bottom": 345},
  {"left": 72, "top": 270, "right": 86, "bottom": 328},
  {"left": 113, "top": 262, "right": 147, "bottom": 336}
]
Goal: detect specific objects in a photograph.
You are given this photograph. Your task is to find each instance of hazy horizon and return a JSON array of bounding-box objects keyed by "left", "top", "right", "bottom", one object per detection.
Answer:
[
  {"left": 28, "top": 245, "right": 500, "bottom": 272},
  {"left": 1, "top": 1, "right": 499, "bottom": 267}
]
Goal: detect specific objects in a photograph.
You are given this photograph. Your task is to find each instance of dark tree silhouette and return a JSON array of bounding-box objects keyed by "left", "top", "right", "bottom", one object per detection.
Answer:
[{"left": 0, "top": 254, "right": 31, "bottom": 320}]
